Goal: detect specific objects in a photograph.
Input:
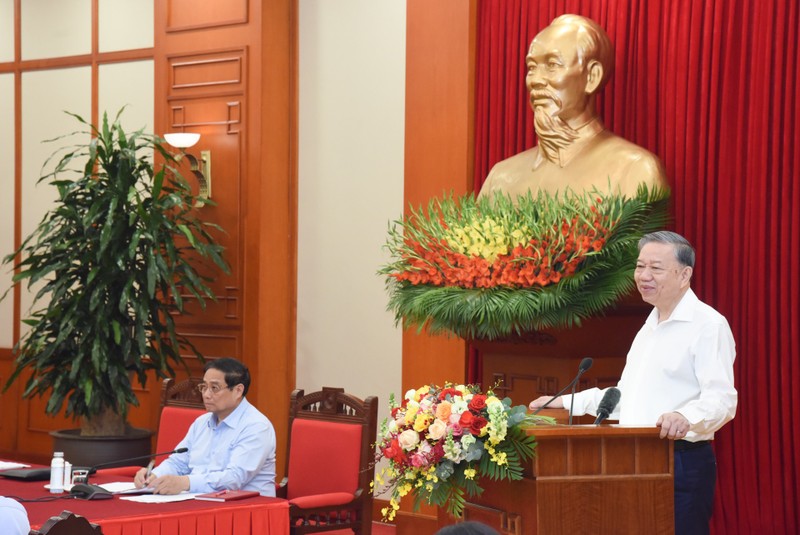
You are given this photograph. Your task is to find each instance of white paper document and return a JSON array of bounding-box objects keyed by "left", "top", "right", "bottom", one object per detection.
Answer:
[
  {"left": 98, "top": 482, "right": 145, "bottom": 494},
  {"left": 120, "top": 492, "right": 201, "bottom": 503},
  {"left": 0, "top": 461, "right": 31, "bottom": 470}
]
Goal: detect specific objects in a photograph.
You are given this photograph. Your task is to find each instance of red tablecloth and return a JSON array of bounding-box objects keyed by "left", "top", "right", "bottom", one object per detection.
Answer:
[{"left": 0, "top": 471, "right": 289, "bottom": 535}]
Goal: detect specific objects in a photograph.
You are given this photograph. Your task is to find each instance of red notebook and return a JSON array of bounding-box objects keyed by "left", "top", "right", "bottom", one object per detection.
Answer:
[{"left": 195, "top": 489, "right": 260, "bottom": 502}]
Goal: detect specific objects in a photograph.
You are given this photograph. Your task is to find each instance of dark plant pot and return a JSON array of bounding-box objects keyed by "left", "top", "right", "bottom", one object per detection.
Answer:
[{"left": 50, "top": 427, "right": 153, "bottom": 468}]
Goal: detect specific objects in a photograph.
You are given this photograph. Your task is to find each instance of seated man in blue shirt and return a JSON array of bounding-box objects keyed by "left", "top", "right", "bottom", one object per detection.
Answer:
[{"left": 134, "top": 357, "right": 277, "bottom": 496}]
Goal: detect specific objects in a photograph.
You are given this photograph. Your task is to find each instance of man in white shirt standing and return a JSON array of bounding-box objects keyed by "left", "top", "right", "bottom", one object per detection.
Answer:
[{"left": 529, "top": 231, "right": 737, "bottom": 535}]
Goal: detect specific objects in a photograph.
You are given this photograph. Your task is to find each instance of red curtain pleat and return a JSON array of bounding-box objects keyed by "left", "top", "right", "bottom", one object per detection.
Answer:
[{"left": 473, "top": 1, "right": 800, "bottom": 532}]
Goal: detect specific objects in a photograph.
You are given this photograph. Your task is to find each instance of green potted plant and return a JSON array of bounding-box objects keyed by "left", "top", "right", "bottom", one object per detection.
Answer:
[{"left": 1, "top": 110, "right": 229, "bottom": 463}]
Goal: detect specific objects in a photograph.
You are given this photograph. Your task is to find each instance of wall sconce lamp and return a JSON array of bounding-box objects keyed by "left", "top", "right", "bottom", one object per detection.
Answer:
[{"left": 163, "top": 133, "right": 212, "bottom": 207}]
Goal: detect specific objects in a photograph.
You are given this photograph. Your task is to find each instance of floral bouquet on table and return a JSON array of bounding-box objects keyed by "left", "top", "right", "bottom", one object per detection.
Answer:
[{"left": 374, "top": 382, "right": 554, "bottom": 520}]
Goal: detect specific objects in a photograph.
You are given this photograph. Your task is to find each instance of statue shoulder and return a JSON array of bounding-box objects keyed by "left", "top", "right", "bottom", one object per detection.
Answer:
[
  {"left": 593, "top": 132, "right": 668, "bottom": 191},
  {"left": 479, "top": 147, "right": 540, "bottom": 198},
  {"left": 488, "top": 147, "right": 539, "bottom": 174}
]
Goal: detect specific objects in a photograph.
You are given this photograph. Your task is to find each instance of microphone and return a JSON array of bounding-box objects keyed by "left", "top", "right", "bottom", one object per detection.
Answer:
[
  {"left": 532, "top": 357, "right": 593, "bottom": 415},
  {"left": 594, "top": 387, "right": 621, "bottom": 425},
  {"left": 83, "top": 447, "right": 188, "bottom": 478}
]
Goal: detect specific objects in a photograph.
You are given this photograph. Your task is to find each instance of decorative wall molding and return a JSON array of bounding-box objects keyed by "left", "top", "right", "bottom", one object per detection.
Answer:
[{"left": 165, "top": 0, "right": 248, "bottom": 33}]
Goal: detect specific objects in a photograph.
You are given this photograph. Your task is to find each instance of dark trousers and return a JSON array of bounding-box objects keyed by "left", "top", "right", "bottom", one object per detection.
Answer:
[{"left": 674, "top": 442, "right": 716, "bottom": 535}]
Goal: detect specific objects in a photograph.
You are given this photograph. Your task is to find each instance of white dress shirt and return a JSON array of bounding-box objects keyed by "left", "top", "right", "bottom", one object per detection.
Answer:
[
  {"left": 564, "top": 289, "right": 737, "bottom": 441},
  {"left": 0, "top": 496, "right": 30, "bottom": 535}
]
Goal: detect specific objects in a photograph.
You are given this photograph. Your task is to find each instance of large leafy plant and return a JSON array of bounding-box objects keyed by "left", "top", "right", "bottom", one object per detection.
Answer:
[{"left": 2, "top": 110, "right": 229, "bottom": 435}]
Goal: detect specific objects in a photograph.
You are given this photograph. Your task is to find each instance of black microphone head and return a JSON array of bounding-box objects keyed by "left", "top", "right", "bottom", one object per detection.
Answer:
[
  {"left": 175, "top": 447, "right": 188, "bottom": 454},
  {"left": 579, "top": 357, "right": 593, "bottom": 373},
  {"left": 598, "top": 387, "right": 621, "bottom": 414}
]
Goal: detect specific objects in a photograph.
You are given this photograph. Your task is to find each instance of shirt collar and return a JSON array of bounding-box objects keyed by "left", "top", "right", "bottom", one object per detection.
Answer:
[
  {"left": 645, "top": 288, "right": 698, "bottom": 327},
  {"left": 208, "top": 397, "right": 250, "bottom": 429},
  {"left": 534, "top": 117, "right": 606, "bottom": 169}
]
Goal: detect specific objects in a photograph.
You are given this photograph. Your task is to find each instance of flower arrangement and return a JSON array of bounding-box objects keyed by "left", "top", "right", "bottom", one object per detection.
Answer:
[
  {"left": 374, "top": 383, "right": 552, "bottom": 519},
  {"left": 380, "top": 185, "right": 669, "bottom": 339}
]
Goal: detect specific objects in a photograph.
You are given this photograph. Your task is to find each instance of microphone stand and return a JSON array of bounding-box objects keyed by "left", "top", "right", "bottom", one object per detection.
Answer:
[
  {"left": 532, "top": 358, "right": 593, "bottom": 416},
  {"left": 84, "top": 447, "right": 188, "bottom": 480},
  {"left": 568, "top": 380, "right": 579, "bottom": 425}
]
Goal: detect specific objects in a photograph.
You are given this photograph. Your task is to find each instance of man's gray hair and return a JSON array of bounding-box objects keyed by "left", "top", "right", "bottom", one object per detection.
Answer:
[{"left": 638, "top": 231, "right": 696, "bottom": 268}]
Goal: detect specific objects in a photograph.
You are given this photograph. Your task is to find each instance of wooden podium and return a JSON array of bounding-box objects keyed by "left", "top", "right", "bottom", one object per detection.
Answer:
[{"left": 437, "top": 424, "right": 674, "bottom": 535}]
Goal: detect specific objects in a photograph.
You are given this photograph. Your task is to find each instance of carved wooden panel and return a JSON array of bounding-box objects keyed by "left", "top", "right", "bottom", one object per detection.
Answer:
[
  {"left": 476, "top": 303, "right": 649, "bottom": 408},
  {"left": 166, "top": 0, "right": 248, "bottom": 33},
  {"left": 462, "top": 503, "right": 523, "bottom": 535},
  {"left": 0, "top": 356, "right": 18, "bottom": 454},
  {"left": 180, "top": 331, "right": 241, "bottom": 359},
  {"left": 169, "top": 49, "right": 246, "bottom": 97},
  {"left": 438, "top": 428, "right": 673, "bottom": 535},
  {"left": 162, "top": 47, "right": 246, "bottom": 368}
]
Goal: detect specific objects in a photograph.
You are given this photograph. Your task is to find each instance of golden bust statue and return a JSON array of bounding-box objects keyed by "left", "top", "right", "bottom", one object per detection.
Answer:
[{"left": 479, "top": 14, "right": 667, "bottom": 199}]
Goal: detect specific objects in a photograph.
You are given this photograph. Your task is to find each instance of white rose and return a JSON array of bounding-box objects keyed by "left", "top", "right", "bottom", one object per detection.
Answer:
[
  {"left": 397, "top": 429, "right": 420, "bottom": 451},
  {"left": 427, "top": 419, "right": 448, "bottom": 441},
  {"left": 419, "top": 398, "right": 433, "bottom": 412},
  {"left": 405, "top": 389, "right": 418, "bottom": 402}
]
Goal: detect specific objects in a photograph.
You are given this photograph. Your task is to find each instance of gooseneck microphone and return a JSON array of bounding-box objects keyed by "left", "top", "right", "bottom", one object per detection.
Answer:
[
  {"left": 532, "top": 357, "right": 593, "bottom": 415},
  {"left": 86, "top": 447, "right": 189, "bottom": 477},
  {"left": 594, "top": 387, "right": 622, "bottom": 425}
]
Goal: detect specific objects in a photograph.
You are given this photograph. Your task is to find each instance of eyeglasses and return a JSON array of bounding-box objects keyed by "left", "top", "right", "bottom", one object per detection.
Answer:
[
  {"left": 196, "top": 383, "right": 234, "bottom": 395},
  {"left": 634, "top": 264, "right": 681, "bottom": 276}
]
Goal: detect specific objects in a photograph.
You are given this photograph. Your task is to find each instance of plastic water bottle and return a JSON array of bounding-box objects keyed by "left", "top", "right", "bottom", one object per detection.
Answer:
[
  {"left": 49, "top": 451, "right": 64, "bottom": 494},
  {"left": 63, "top": 461, "right": 72, "bottom": 488}
]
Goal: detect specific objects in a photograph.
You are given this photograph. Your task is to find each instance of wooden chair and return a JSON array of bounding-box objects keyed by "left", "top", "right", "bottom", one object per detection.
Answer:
[
  {"left": 98, "top": 377, "right": 205, "bottom": 476},
  {"left": 31, "top": 510, "right": 102, "bottom": 535},
  {"left": 277, "top": 387, "right": 378, "bottom": 535}
]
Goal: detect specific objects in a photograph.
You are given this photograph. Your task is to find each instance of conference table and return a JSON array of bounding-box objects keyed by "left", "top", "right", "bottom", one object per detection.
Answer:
[{"left": 0, "top": 470, "right": 289, "bottom": 534}]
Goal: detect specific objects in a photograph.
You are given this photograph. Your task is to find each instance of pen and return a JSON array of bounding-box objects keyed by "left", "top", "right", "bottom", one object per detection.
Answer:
[{"left": 144, "top": 460, "right": 155, "bottom": 481}]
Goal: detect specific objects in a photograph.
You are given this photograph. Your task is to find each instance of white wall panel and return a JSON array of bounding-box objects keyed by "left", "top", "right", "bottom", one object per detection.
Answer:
[
  {"left": 99, "top": 0, "right": 154, "bottom": 52},
  {"left": 20, "top": 67, "right": 91, "bottom": 325},
  {"left": 99, "top": 60, "right": 155, "bottom": 132},
  {"left": 298, "top": 0, "right": 406, "bottom": 411},
  {"left": 21, "top": 0, "right": 91, "bottom": 60},
  {"left": 0, "top": 0, "right": 13, "bottom": 62}
]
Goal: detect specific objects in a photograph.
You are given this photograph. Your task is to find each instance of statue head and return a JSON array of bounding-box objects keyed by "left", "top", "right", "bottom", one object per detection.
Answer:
[{"left": 526, "top": 15, "right": 614, "bottom": 155}]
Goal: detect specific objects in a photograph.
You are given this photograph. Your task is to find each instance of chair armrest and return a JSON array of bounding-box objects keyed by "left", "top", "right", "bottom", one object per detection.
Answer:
[{"left": 276, "top": 476, "right": 288, "bottom": 498}]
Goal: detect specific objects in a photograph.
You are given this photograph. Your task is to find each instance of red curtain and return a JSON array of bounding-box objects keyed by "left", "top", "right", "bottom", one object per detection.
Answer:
[{"left": 474, "top": 1, "right": 800, "bottom": 533}]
